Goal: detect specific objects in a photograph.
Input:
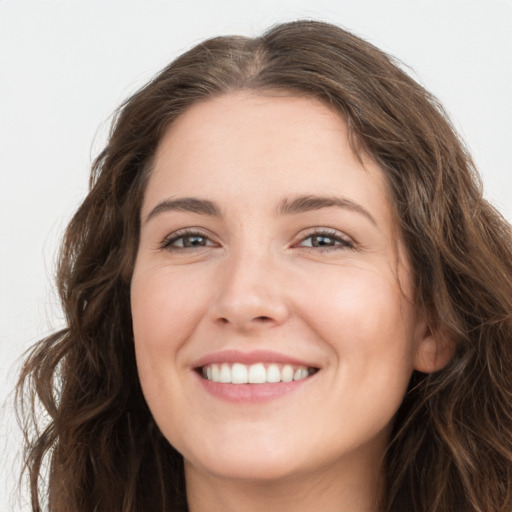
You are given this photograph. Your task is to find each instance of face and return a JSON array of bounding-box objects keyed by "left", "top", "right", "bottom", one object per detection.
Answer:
[{"left": 131, "top": 92, "right": 437, "bottom": 488}]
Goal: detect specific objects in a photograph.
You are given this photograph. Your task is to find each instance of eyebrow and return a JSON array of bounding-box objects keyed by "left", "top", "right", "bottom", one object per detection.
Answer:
[
  {"left": 144, "top": 194, "right": 377, "bottom": 227},
  {"left": 144, "top": 197, "right": 221, "bottom": 224},
  {"left": 278, "top": 195, "right": 378, "bottom": 226}
]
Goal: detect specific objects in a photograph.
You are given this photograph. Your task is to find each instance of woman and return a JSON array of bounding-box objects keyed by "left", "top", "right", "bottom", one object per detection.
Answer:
[{"left": 17, "top": 20, "right": 512, "bottom": 512}]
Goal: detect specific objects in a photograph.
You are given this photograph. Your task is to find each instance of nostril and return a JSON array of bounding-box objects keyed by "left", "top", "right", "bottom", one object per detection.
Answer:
[
  {"left": 213, "top": 312, "right": 281, "bottom": 329},
  {"left": 254, "top": 316, "right": 272, "bottom": 322}
]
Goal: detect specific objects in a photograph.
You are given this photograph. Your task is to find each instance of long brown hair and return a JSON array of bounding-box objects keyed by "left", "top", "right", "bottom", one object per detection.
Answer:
[{"left": 16, "top": 20, "right": 512, "bottom": 512}]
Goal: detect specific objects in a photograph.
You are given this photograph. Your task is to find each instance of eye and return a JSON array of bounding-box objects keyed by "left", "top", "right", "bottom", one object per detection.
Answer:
[
  {"left": 297, "top": 229, "right": 354, "bottom": 250},
  {"left": 160, "top": 230, "right": 216, "bottom": 250}
]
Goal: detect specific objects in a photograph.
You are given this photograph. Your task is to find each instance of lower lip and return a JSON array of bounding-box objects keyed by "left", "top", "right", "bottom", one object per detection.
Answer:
[{"left": 196, "top": 373, "right": 313, "bottom": 403}]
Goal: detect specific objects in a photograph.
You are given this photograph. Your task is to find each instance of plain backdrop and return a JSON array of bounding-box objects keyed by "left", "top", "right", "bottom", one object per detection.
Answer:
[{"left": 1, "top": 1, "right": 511, "bottom": 510}]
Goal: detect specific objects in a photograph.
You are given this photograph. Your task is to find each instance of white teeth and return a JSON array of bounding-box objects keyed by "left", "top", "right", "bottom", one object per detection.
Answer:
[
  {"left": 266, "top": 364, "right": 281, "bottom": 383},
  {"left": 231, "top": 363, "right": 248, "bottom": 384},
  {"left": 294, "top": 368, "right": 309, "bottom": 381},
  {"left": 219, "top": 363, "right": 231, "bottom": 383},
  {"left": 248, "top": 363, "right": 266, "bottom": 384},
  {"left": 201, "top": 362, "right": 314, "bottom": 384},
  {"left": 281, "top": 364, "right": 294, "bottom": 382}
]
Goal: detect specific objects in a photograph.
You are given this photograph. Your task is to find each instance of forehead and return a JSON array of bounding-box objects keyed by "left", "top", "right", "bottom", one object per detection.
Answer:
[{"left": 145, "top": 92, "right": 394, "bottom": 227}]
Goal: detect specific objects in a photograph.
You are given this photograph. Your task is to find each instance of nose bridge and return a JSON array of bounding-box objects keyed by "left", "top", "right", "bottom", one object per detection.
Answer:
[{"left": 211, "top": 238, "right": 288, "bottom": 329}]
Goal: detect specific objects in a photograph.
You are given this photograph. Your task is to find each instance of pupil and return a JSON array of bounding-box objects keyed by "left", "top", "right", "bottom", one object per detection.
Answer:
[
  {"left": 312, "top": 235, "right": 333, "bottom": 247},
  {"left": 184, "top": 236, "right": 205, "bottom": 247}
]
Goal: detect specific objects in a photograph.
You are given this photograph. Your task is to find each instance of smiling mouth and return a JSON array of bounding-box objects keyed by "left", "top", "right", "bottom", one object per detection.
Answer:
[{"left": 198, "top": 362, "right": 319, "bottom": 384}]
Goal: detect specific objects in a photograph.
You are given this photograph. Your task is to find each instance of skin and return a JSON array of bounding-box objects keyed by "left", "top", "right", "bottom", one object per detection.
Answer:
[{"left": 130, "top": 92, "right": 450, "bottom": 512}]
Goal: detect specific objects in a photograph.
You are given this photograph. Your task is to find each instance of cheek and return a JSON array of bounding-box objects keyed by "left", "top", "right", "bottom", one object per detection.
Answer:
[
  {"left": 295, "top": 263, "right": 417, "bottom": 370},
  {"left": 130, "top": 265, "right": 211, "bottom": 434},
  {"left": 131, "top": 265, "right": 209, "bottom": 351},
  {"left": 130, "top": 266, "right": 203, "bottom": 404}
]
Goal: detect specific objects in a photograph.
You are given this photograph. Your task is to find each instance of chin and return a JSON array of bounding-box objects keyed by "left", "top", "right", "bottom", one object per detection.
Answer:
[
  {"left": 182, "top": 435, "right": 308, "bottom": 483},
  {"left": 187, "top": 455, "right": 302, "bottom": 483}
]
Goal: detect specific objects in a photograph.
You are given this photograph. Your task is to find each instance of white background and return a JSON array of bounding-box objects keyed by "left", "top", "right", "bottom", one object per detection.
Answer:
[{"left": 1, "top": 1, "right": 511, "bottom": 510}]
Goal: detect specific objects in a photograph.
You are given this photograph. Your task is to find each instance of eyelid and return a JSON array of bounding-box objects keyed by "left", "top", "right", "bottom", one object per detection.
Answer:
[
  {"left": 294, "top": 227, "right": 355, "bottom": 250},
  {"left": 156, "top": 226, "right": 355, "bottom": 252},
  {"left": 158, "top": 228, "right": 218, "bottom": 251}
]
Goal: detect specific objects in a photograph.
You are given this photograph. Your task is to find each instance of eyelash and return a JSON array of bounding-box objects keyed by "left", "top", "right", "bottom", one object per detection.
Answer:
[
  {"left": 159, "top": 228, "right": 355, "bottom": 252},
  {"left": 159, "top": 229, "right": 215, "bottom": 251},
  {"left": 295, "top": 228, "right": 355, "bottom": 251}
]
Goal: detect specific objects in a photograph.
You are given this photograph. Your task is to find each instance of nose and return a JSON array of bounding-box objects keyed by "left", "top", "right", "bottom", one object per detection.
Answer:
[{"left": 208, "top": 250, "right": 290, "bottom": 332}]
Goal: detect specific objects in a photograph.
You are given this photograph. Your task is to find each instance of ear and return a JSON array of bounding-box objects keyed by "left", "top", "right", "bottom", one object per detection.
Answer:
[{"left": 413, "top": 318, "right": 456, "bottom": 374}]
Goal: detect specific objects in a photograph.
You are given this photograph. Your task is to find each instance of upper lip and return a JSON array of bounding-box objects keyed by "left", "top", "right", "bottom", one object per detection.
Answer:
[{"left": 192, "top": 349, "right": 319, "bottom": 369}]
